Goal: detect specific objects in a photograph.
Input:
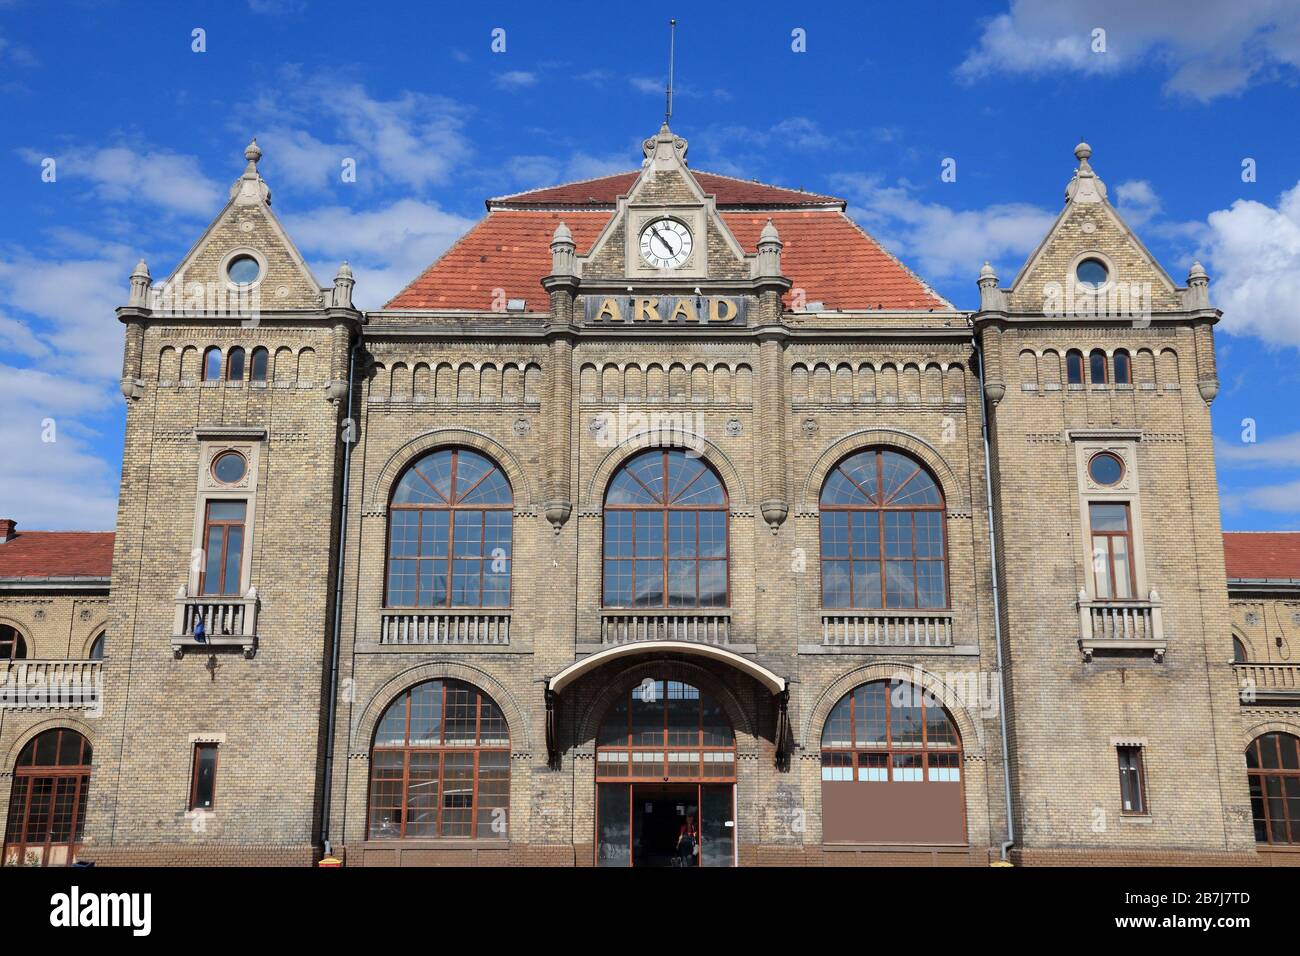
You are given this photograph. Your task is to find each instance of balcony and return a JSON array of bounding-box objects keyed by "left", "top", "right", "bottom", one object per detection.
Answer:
[
  {"left": 0, "top": 659, "right": 103, "bottom": 712},
  {"left": 1077, "top": 588, "right": 1166, "bottom": 662},
  {"left": 1235, "top": 662, "right": 1300, "bottom": 704},
  {"left": 600, "top": 610, "right": 732, "bottom": 647},
  {"left": 380, "top": 609, "right": 511, "bottom": 646},
  {"left": 820, "top": 610, "right": 955, "bottom": 648},
  {"left": 172, "top": 588, "right": 259, "bottom": 658}
]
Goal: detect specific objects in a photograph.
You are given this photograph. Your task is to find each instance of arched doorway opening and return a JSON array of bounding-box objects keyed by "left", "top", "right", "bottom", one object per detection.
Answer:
[
  {"left": 3, "top": 729, "right": 92, "bottom": 866},
  {"left": 595, "top": 678, "right": 736, "bottom": 867}
]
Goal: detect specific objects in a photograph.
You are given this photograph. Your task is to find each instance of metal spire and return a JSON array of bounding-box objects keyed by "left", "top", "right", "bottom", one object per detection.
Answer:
[{"left": 665, "top": 18, "right": 676, "bottom": 125}]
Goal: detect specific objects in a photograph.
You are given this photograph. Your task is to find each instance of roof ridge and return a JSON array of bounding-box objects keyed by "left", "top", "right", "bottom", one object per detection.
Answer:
[
  {"left": 694, "top": 168, "right": 843, "bottom": 203},
  {"left": 488, "top": 171, "right": 637, "bottom": 206},
  {"left": 488, "top": 168, "right": 845, "bottom": 208}
]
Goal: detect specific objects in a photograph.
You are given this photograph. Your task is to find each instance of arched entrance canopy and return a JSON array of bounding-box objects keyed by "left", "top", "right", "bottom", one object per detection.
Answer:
[
  {"left": 547, "top": 641, "right": 786, "bottom": 695},
  {"left": 545, "top": 641, "right": 790, "bottom": 772}
]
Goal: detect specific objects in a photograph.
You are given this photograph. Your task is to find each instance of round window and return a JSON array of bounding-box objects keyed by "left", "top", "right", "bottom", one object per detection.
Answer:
[
  {"left": 1076, "top": 258, "right": 1109, "bottom": 290},
  {"left": 227, "top": 255, "right": 261, "bottom": 286},
  {"left": 1088, "top": 452, "right": 1124, "bottom": 486},
  {"left": 212, "top": 451, "right": 248, "bottom": 484}
]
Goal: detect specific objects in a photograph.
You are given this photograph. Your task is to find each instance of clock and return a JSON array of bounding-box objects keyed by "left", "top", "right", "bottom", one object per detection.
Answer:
[{"left": 638, "top": 217, "right": 693, "bottom": 269}]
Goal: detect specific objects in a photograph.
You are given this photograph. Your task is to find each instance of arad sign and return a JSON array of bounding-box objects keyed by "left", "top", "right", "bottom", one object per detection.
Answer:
[{"left": 583, "top": 294, "right": 747, "bottom": 325}]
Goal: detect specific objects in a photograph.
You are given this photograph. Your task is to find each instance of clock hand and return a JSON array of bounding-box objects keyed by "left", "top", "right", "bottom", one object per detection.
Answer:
[{"left": 651, "top": 225, "right": 679, "bottom": 258}]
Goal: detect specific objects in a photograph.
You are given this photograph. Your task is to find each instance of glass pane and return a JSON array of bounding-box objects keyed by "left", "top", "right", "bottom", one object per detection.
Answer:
[
  {"left": 880, "top": 451, "right": 920, "bottom": 502},
  {"left": 630, "top": 681, "right": 663, "bottom": 746},
  {"left": 443, "top": 682, "right": 479, "bottom": 744},
  {"left": 1111, "top": 538, "right": 1132, "bottom": 599},
  {"left": 250, "top": 348, "right": 268, "bottom": 381},
  {"left": 603, "top": 559, "right": 632, "bottom": 605},
  {"left": 221, "top": 526, "right": 243, "bottom": 594},
  {"left": 633, "top": 559, "right": 662, "bottom": 606},
  {"left": 700, "top": 785, "right": 734, "bottom": 867},
  {"left": 207, "top": 501, "right": 246, "bottom": 521},
  {"left": 374, "top": 694, "right": 409, "bottom": 746},
  {"left": 439, "top": 753, "right": 474, "bottom": 836},
  {"left": 226, "top": 348, "right": 245, "bottom": 381},
  {"left": 822, "top": 560, "right": 851, "bottom": 608},
  {"left": 407, "top": 682, "right": 444, "bottom": 746},
  {"left": 634, "top": 512, "right": 663, "bottom": 557},
  {"left": 696, "top": 511, "right": 726, "bottom": 559},
  {"left": 192, "top": 746, "right": 217, "bottom": 809},
  {"left": 890, "top": 683, "right": 925, "bottom": 747},
  {"left": 883, "top": 511, "right": 912, "bottom": 558},
  {"left": 822, "top": 695, "right": 852, "bottom": 748},
  {"left": 821, "top": 512, "right": 849, "bottom": 559},
  {"left": 854, "top": 561, "right": 882, "bottom": 608},
  {"left": 855, "top": 683, "right": 889, "bottom": 747},
  {"left": 597, "top": 784, "right": 631, "bottom": 867},
  {"left": 475, "top": 751, "right": 510, "bottom": 837},
  {"left": 404, "top": 753, "right": 439, "bottom": 837},
  {"left": 838, "top": 452, "right": 877, "bottom": 501},
  {"left": 1089, "top": 503, "right": 1129, "bottom": 532},
  {"left": 203, "top": 527, "right": 224, "bottom": 594}
]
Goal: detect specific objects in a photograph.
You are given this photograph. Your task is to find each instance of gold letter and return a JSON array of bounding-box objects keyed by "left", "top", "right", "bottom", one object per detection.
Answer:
[
  {"left": 667, "top": 297, "right": 698, "bottom": 323},
  {"left": 708, "top": 297, "right": 738, "bottom": 323},
  {"left": 595, "top": 297, "right": 622, "bottom": 323},
  {"left": 634, "top": 297, "right": 661, "bottom": 322}
]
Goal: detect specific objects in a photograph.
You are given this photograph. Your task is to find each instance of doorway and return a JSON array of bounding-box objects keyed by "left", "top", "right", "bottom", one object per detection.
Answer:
[{"left": 598, "top": 782, "right": 735, "bottom": 867}]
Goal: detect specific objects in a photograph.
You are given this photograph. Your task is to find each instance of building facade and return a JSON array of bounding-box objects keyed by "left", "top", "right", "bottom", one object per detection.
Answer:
[{"left": 3, "top": 126, "right": 1298, "bottom": 867}]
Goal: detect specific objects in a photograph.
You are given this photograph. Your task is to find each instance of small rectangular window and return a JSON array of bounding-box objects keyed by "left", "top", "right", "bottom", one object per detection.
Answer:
[
  {"left": 190, "top": 743, "right": 219, "bottom": 810},
  {"left": 1117, "top": 745, "right": 1146, "bottom": 815}
]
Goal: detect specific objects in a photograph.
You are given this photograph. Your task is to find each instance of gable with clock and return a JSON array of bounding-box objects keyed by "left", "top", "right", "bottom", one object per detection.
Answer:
[{"left": 578, "top": 122, "right": 750, "bottom": 283}]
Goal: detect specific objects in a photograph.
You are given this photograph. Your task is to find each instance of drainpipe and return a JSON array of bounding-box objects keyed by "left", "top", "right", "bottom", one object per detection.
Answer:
[
  {"left": 320, "top": 340, "right": 357, "bottom": 857},
  {"left": 973, "top": 333, "right": 1016, "bottom": 863}
]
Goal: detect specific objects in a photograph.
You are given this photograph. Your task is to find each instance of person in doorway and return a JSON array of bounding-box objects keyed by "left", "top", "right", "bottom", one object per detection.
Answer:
[{"left": 675, "top": 813, "right": 699, "bottom": 866}]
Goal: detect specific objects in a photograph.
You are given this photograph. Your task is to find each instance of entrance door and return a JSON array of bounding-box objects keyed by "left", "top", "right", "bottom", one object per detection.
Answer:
[{"left": 595, "top": 679, "right": 738, "bottom": 867}]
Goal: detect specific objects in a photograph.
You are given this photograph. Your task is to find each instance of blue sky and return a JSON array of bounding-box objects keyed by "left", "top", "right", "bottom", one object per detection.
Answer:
[{"left": 2, "top": 0, "right": 1298, "bottom": 531}]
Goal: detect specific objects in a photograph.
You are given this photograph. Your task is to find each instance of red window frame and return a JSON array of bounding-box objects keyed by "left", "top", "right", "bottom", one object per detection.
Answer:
[
  {"left": 1066, "top": 350, "right": 1084, "bottom": 385},
  {"left": 199, "top": 500, "right": 246, "bottom": 596},
  {"left": 1089, "top": 501, "right": 1137, "bottom": 600},
  {"left": 188, "top": 743, "right": 219, "bottom": 811},
  {"left": 1117, "top": 745, "right": 1148, "bottom": 815},
  {"left": 819, "top": 680, "right": 962, "bottom": 784},
  {"left": 1247, "top": 733, "right": 1300, "bottom": 845},
  {"left": 384, "top": 448, "right": 513, "bottom": 608},
  {"left": 601, "top": 449, "right": 730, "bottom": 609},
  {"left": 818, "top": 448, "right": 949, "bottom": 610},
  {"left": 2, "top": 729, "right": 92, "bottom": 867},
  {"left": 1089, "top": 349, "right": 1109, "bottom": 385},
  {"left": 595, "top": 678, "right": 737, "bottom": 783},
  {"left": 0, "top": 624, "right": 26, "bottom": 660},
  {"left": 366, "top": 679, "right": 510, "bottom": 841}
]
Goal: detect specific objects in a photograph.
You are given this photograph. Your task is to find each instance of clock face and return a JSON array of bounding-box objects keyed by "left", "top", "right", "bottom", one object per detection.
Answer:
[{"left": 639, "top": 218, "right": 693, "bottom": 269}]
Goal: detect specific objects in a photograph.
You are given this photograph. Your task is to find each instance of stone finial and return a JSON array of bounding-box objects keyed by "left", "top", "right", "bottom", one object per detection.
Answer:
[
  {"left": 231, "top": 136, "right": 272, "bottom": 206},
  {"left": 642, "top": 122, "right": 689, "bottom": 168},
  {"left": 976, "top": 261, "right": 1004, "bottom": 313},
  {"left": 332, "top": 261, "right": 355, "bottom": 309},
  {"left": 1184, "top": 260, "right": 1211, "bottom": 311},
  {"left": 755, "top": 219, "right": 784, "bottom": 280},
  {"left": 550, "top": 221, "right": 577, "bottom": 276},
  {"left": 1065, "top": 139, "right": 1106, "bottom": 204},
  {"left": 129, "top": 259, "right": 152, "bottom": 307}
]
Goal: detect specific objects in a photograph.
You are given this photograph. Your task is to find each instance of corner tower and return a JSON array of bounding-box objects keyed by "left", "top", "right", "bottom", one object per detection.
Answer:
[
  {"left": 976, "top": 143, "right": 1252, "bottom": 863},
  {"left": 85, "top": 141, "right": 362, "bottom": 864}
]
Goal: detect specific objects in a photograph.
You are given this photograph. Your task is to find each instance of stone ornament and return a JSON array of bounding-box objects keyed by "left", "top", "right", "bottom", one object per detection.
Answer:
[{"left": 725, "top": 418, "right": 742, "bottom": 437}]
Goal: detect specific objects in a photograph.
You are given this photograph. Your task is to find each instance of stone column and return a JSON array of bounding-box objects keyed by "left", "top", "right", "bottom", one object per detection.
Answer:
[
  {"left": 119, "top": 259, "right": 150, "bottom": 401},
  {"left": 754, "top": 220, "right": 791, "bottom": 532},
  {"left": 541, "top": 223, "right": 578, "bottom": 531}
]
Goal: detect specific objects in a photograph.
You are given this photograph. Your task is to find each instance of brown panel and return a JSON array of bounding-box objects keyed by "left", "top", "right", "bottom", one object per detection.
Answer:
[{"left": 822, "top": 781, "right": 965, "bottom": 845}]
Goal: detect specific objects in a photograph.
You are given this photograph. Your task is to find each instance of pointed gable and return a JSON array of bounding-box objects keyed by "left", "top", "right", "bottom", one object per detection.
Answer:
[
  {"left": 157, "top": 139, "right": 326, "bottom": 311},
  {"left": 1004, "top": 142, "right": 1182, "bottom": 314}
]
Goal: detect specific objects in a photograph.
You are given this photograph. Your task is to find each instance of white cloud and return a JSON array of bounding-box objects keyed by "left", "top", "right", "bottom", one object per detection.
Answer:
[
  {"left": 629, "top": 76, "right": 663, "bottom": 95},
  {"left": 958, "top": 0, "right": 1300, "bottom": 101},
  {"left": 494, "top": 71, "right": 538, "bottom": 90},
  {"left": 1114, "top": 179, "right": 1161, "bottom": 228},
  {"left": 283, "top": 199, "right": 477, "bottom": 309},
  {"left": 19, "top": 146, "right": 222, "bottom": 216},
  {"left": 830, "top": 174, "right": 1056, "bottom": 281},
  {"left": 1217, "top": 430, "right": 1300, "bottom": 468},
  {"left": 251, "top": 73, "right": 472, "bottom": 192},
  {"left": 1222, "top": 479, "right": 1300, "bottom": 516},
  {"left": 1199, "top": 181, "right": 1300, "bottom": 349},
  {"left": 502, "top": 151, "right": 631, "bottom": 189}
]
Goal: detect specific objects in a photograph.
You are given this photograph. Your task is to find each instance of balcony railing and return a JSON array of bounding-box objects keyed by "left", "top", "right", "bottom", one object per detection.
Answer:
[
  {"left": 380, "top": 609, "right": 511, "bottom": 646},
  {"left": 1077, "top": 588, "right": 1166, "bottom": 661},
  {"left": 1235, "top": 662, "right": 1300, "bottom": 703},
  {"left": 172, "top": 588, "right": 259, "bottom": 658},
  {"left": 601, "top": 610, "right": 731, "bottom": 646},
  {"left": 0, "top": 660, "right": 103, "bottom": 711},
  {"left": 821, "top": 610, "right": 954, "bottom": 647}
]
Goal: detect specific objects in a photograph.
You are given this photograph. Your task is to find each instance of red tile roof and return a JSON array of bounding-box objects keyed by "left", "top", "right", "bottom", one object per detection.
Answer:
[
  {"left": 488, "top": 170, "right": 843, "bottom": 208},
  {"left": 0, "top": 531, "right": 114, "bottom": 580},
  {"left": 1224, "top": 532, "right": 1300, "bottom": 581},
  {"left": 385, "top": 206, "right": 950, "bottom": 312}
]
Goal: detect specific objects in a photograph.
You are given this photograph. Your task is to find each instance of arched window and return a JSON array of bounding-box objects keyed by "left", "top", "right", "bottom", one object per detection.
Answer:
[
  {"left": 602, "top": 449, "right": 728, "bottom": 608},
  {"left": 1066, "top": 350, "right": 1084, "bottom": 385},
  {"left": 202, "top": 347, "right": 222, "bottom": 382},
  {"left": 820, "top": 448, "right": 946, "bottom": 609},
  {"left": 820, "top": 680, "right": 964, "bottom": 844},
  {"left": 1246, "top": 732, "right": 1300, "bottom": 845},
  {"left": 3, "top": 729, "right": 92, "bottom": 867},
  {"left": 88, "top": 632, "right": 105, "bottom": 660},
  {"left": 595, "top": 678, "right": 736, "bottom": 867},
  {"left": 385, "top": 448, "right": 512, "bottom": 607},
  {"left": 1233, "top": 636, "right": 1248, "bottom": 664},
  {"left": 249, "top": 347, "right": 268, "bottom": 382},
  {"left": 367, "top": 679, "right": 509, "bottom": 840},
  {"left": 226, "top": 346, "right": 246, "bottom": 381},
  {"left": 1089, "top": 349, "right": 1108, "bottom": 384},
  {"left": 1113, "top": 349, "right": 1132, "bottom": 385},
  {"left": 0, "top": 624, "right": 26, "bottom": 660}
]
